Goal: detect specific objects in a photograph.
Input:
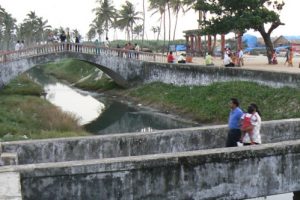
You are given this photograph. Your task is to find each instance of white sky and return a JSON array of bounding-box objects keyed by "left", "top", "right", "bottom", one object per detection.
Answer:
[{"left": 0, "top": 0, "right": 299, "bottom": 40}]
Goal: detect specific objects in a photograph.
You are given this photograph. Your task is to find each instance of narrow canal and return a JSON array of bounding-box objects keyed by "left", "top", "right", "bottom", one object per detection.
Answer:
[{"left": 27, "top": 67, "right": 198, "bottom": 134}]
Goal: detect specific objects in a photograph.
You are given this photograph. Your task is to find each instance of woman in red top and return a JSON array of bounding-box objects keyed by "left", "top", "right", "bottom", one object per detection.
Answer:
[{"left": 167, "top": 51, "right": 175, "bottom": 63}]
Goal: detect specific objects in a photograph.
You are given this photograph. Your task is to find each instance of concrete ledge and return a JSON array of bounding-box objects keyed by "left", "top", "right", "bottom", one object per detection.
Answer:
[{"left": 4, "top": 140, "right": 300, "bottom": 200}]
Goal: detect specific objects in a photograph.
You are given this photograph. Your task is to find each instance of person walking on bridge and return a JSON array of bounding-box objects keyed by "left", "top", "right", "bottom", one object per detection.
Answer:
[
  {"left": 240, "top": 103, "right": 262, "bottom": 145},
  {"left": 226, "top": 98, "right": 243, "bottom": 147}
]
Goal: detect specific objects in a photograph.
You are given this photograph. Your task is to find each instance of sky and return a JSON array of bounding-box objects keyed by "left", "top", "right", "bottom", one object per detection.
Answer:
[{"left": 0, "top": 0, "right": 299, "bottom": 40}]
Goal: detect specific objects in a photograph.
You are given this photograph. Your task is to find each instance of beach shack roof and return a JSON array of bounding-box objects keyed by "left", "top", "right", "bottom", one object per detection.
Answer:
[{"left": 273, "top": 35, "right": 300, "bottom": 46}]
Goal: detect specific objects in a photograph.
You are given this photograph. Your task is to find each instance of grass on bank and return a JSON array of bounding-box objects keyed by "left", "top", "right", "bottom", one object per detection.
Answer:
[
  {"left": 40, "top": 59, "right": 119, "bottom": 91},
  {"left": 0, "top": 74, "right": 89, "bottom": 141},
  {"left": 126, "top": 82, "right": 300, "bottom": 124}
]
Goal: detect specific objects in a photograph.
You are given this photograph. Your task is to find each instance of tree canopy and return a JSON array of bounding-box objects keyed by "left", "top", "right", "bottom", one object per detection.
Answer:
[
  {"left": 194, "top": 0, "right": 285, "bottom": 63},
  {"left": 195, "top": 0, "right": 285, "bottom": 35}
]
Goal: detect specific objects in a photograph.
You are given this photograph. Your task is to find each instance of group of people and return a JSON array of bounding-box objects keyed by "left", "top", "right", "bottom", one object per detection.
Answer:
[
  {"left": 168, "top": 48, "right": 245, "bottom": 67},
  {"left": 226, "top": 98, "right": 262, "bottom": 147},
  {"left": 167, "top": 51, "right": 186, "bottom": 63},
  {"left": 119, "top": 42, "right": 140, "bottom": 59},
  {"left": 15, "top": 40, "right": 25, "bottom": 51},
  {"left": 223, "top": 48, "right": 244, "bottom": 67},
  {"left": 269, "top": 47, "right": 296, "bottom": 66}
]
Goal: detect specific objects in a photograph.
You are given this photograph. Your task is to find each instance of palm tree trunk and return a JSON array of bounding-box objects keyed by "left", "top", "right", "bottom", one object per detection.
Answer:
[
  {"left": 173, "top": 10, "right": 179, "bottom": 41},
  {"left": 163, "top": 12, "right": 166, "bottom": 54},
  {"left": 141, "top": 0, "right": 145, "bottom": 49},
  {"left": 157, "top": 18, "right": 162, "bottom": 42},
  {"left": 168, "top": 3, "right": 171, "bottom": 46}
]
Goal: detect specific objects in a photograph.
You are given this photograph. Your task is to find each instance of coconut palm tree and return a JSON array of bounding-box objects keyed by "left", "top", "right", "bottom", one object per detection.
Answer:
[
  {"left": 92, "top": 0, "right": 116, "bottom": 39},
  {"left": 0, "top": 7, "right": 16, "bottom": 50},
  {"left": 88, "top": 20, "right": 104, "bottom": 41},
  {"left": 133, "top": 24, "right": 143, "bottom": 40},
  {"left": 18, "top": 11, "right": 51, "bottom": 46},
  {"left": 36, "top": 17, "right": 51, "bottom": 43},
  {"left": 116, "top": 1, "right": 142, "bottom": 41},
  {"left": 151, "top": 26, "right": 160, "bottom": 40}
]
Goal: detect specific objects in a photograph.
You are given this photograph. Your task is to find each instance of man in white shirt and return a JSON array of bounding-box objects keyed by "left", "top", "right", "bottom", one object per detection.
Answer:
[
  {"left": 238, "top": 49, "right": 244, "bottom": 66},
  {"left": 224, "top": 53, "right": 235, "bottom": 67},
  {"left": 104, "top": 37, "right": 110, "bottom": 48},
  {"left": 15, "top": 41, "right": 20, "bottom": 51}
]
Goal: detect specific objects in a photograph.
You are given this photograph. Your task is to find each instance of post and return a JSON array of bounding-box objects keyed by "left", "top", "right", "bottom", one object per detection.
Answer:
[
  {"left": 207, "top": 35, "right": 212, "bottom": 54},
  {"left": 191, "top": 35, "right": 194, "bottom": 55},
  {"left": 294, "top": 191, "right": 300, "bottom": 200},
  {"left": 197, "top": 35, "right": 202, "bottom": 56},
  {"left": 237, "top": 32, "right": 243, "bottom": 50}
]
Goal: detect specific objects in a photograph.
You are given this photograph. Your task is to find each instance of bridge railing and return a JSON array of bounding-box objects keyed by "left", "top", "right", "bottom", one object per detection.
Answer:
[{"left": 0, "top": 43, "right": 167, "bottom": 64}]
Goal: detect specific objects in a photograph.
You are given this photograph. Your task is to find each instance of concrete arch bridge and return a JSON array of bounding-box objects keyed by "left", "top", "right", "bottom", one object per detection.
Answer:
[{"left": 1, "top": 43, "right": 300, "bottom": 89}]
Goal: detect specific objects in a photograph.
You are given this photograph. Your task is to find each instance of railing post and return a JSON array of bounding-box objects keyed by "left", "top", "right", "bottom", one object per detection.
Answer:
[{"left": 294, "top": 191, "right": 300, "bottom": 200}]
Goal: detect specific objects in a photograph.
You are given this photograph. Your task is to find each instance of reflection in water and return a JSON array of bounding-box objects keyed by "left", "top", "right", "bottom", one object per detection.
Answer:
[
  {"left": 27, "top": 67, "right": 105, "bottom": 125},
  {"left": 44, "top": 83, "right": 104, "bottom": 125},
  {"left": 84, "top": 101, "right": 194, "bottom": 134}
]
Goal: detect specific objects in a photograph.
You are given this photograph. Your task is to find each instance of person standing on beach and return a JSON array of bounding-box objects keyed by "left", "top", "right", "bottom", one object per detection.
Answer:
[
  {"left": 238, "top": 48, "right": 244, "bottom": 66},
  {"left": 284, "top": 48, "right": 290, "bottom": 65},
  {"left": 288, "top": 48, "right": 293, "bottom": 67},
  {"left": 226, "top": 98, "right": 243, "bottom": 147}
]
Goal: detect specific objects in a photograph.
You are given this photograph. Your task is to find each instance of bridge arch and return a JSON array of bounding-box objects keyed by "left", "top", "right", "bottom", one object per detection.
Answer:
[{"left": 0, "top": 44, "right": 165, "bottom": 89}]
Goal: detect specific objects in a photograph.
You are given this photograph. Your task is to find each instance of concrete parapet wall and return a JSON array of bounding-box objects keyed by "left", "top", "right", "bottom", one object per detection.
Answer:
[
  {"left": 7, "top": 140, "right": 300, "bottom": 200},
  {"left": 2, "top": 118, "right": 300, "bottom": 165},
  {"left": 142, "top": 62, "right": 300, "bottom": 88}
]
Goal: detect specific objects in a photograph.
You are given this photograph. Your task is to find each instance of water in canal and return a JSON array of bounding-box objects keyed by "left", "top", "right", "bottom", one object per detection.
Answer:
[
  {"left": 26, "top": 67, "right": 293, "bottom": 199},
  {"left": 27, "top": 67, "right": 198, "bottom": 134}
]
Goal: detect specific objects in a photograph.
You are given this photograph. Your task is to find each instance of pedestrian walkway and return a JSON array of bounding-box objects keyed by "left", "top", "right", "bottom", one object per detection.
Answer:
[{"left": 191, "top": 55, "right": 300, "bottom": 74}]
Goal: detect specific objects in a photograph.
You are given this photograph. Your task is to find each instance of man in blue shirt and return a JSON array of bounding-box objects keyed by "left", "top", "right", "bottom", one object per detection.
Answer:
[{"left": 226, "top": 98, "right": 243, "bottom": 147}]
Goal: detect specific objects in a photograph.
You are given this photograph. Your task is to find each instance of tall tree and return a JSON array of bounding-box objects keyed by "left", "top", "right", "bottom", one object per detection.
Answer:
[
  {"left": 116, "top": 1, "right": 141, "bottom": 41},
  {"left": 19, "top": 11, "right": 51, "bottom": 45},
  {"left": 93, "top": 0, "right": 116, "bottom": 39},
  {"left": 133, "top": 24, "right": 143, "bottom": 40},
  {"left": 0, "top": 7, "right": 16, "bottom": 50},
  {"left": 195, "top": 0, "right": 285, "bottom": 64},
  {"left": 88, "top": 20, "right": 104, "bottom": 41}
]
